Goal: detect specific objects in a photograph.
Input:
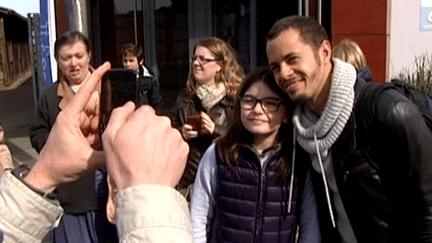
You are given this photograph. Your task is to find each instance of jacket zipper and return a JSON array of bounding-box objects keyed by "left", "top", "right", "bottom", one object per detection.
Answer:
[{"left": 254, "top": 167, "right": 265, "bottom": 243}]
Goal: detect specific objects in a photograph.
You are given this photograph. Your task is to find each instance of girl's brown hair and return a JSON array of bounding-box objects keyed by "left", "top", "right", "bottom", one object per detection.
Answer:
[
  {"left": 216, "top": 67, "right": 295, "bottom": 182},
  {"left": 186, "top": 37, "right": 245, "bottom": 98}
]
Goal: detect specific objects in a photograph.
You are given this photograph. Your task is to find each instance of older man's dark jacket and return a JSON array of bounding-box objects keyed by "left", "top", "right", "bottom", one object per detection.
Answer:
[{"left": 314, "top": 78, "right": 432, "bottom": 243}]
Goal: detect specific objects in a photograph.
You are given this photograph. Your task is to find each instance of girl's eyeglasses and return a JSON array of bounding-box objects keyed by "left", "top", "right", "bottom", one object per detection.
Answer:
[{"left": 240, "top": 96, "right": 285, "bottom": 113}]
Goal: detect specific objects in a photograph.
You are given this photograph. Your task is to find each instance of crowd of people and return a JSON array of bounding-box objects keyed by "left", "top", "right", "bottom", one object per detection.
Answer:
[{"left": 0, "top": 15, "right": 432, "bottom": 243}]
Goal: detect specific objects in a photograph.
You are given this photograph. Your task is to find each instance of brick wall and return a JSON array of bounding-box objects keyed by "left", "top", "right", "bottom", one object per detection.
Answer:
[{"left": 332, "top": 0, "right": 390, "bottom": 82}]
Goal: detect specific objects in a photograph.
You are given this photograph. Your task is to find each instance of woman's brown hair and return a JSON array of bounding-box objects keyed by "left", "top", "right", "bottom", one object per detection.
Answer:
[
  {"left": 216, "top": 67, "right": 295, "bottom": 182},
  {"left": 186, "top": 37, "right": 245, "bottom": 99}
]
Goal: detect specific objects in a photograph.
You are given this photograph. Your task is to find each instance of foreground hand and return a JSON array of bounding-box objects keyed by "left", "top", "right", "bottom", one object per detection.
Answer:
[
  {"left": 24, "top": 62, "right": 111, "bottom": 193},
  {"left": 83, "top": 90, "right": 101, "bottom": 149},
  {"left": 102, "top": 103, "right": 189, "bottom": 191}
]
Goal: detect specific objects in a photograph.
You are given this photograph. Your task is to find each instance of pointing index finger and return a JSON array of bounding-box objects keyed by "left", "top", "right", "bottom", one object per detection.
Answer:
[{"left": 68, "top": 62, "right": 111, "bottom": 114}]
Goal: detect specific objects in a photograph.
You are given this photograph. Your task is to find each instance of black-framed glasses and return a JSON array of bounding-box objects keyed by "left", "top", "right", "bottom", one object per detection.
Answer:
[
  {"left": 240, "top": 96, "right": 284, "bottom": 113},
  {"left": 191, "top": 55, "right": 219, "bottom": 65}
]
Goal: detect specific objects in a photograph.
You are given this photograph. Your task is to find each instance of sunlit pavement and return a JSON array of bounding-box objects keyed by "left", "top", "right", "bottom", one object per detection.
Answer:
[{"left": 0, "top": 77, "right": 38, "bottom": 167}]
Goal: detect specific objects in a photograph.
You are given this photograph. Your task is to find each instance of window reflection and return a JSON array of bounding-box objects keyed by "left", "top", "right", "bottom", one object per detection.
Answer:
[
  {"left": 213, "top": 0, "right": 251, "bottom": 71},
  {"left": 156, "top": 0, "right": 189, "bottom": 92},
  {"left": 112, "top": 0, "right": 144, "bottom": 67}
]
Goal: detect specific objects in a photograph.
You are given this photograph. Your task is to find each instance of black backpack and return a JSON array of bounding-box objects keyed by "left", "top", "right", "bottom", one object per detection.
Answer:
[{"left": 357, "top": 79, "right": 432, "bottom": 131}]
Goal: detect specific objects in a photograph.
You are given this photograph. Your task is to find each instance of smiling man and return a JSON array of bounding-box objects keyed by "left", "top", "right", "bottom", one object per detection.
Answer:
[{"left": 266, "top": 16, "right": 432, "bottom": 243}]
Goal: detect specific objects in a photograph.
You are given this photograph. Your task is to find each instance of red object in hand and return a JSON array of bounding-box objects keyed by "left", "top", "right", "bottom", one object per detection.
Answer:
[{"left": 187, "top": 115, "right": 201, "bottom": 131}]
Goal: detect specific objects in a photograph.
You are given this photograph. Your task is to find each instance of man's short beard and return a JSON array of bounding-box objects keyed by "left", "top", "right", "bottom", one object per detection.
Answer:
[{"left": 291, "top": 94, "right": 308, "bottom": 104}]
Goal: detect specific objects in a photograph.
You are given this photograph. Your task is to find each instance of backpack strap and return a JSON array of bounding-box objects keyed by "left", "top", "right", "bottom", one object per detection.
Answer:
[
  {"left": 353, "top": 81, "right": 390, "bottom": 132},
  {"left": 355, "top": 80, "right": 432, "bottom": 137},
  {"left": 352, "top": 80, "right": 396, "bottom": 172}
]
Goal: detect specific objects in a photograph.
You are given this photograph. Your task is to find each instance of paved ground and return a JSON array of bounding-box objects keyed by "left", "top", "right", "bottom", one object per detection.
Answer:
[{"left": 0, "top": 77, "right": 38, "bottom": 167}]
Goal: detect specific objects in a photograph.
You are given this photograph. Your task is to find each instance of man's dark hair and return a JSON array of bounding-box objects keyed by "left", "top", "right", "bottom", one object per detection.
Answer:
[
  {"left": 121, "top": 43, "right": 144, "bottom": 63},
  {"left": 54, "top": 31, "right": 91, "bottom": 60},
  {"left": 266, "top": 16, "right": 329, "bottom": 51}
]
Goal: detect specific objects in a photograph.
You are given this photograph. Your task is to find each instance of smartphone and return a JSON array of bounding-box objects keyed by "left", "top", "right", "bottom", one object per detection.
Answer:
[
  {"left": 187, "top": 115, "right": 202, "bottom": 131},
  {"left": 100, "top": 68, "right": 139, "bottom": 134}
]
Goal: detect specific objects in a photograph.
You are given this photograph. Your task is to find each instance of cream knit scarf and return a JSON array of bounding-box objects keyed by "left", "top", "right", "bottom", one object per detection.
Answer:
[
  {"left": 292, "top": 58, "right": 357, "bottom": 173},
  {"left": 195, "top": 82, "right": 226, "bottom": 111},
  {"left": 292, "top": 59, "right": 357, "bottom": 232}
]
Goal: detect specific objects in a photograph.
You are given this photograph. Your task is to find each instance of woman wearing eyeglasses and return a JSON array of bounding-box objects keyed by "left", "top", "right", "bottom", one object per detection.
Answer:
[
  {"left": 169, "top": 37, "right": 245, "bottom": 201},
  {"left": 190, "top": 67, "right": 321, "bottom": 243}
]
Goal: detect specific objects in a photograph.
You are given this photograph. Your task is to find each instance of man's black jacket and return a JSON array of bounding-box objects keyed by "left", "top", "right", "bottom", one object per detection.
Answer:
[{"left": 314, "top": 78, "right": 432, "bottom": 243}]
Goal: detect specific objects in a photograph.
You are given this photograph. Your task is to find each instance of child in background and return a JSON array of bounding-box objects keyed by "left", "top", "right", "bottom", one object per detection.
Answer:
[
  {"left": 121, "top": 43, "right": 164, "bottom": 112},
  {"left": 333, "top": 39, "right": 373, "bottom": 82},
  {"left": 190, "top": 67, "right": 321, "bottom": 243}
]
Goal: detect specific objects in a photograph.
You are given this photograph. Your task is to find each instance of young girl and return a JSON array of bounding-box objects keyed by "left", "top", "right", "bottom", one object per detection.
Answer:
[{"left": 190, "top": 67, "right": 320, "bottom": 243}]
